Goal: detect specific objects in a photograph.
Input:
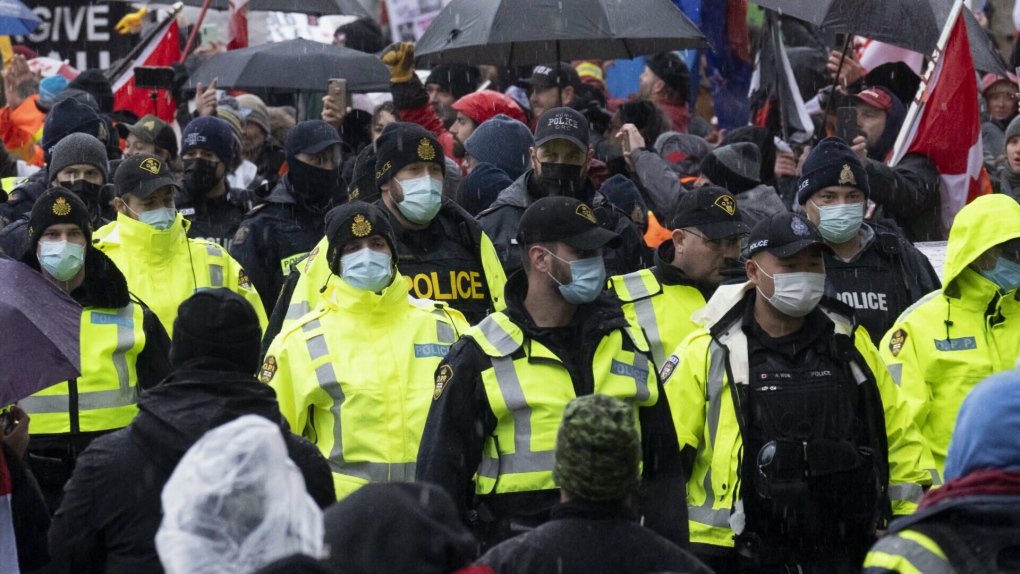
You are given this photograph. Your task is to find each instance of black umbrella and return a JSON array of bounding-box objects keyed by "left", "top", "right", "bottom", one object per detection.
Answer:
[
  {"left": 414, "top": 0, "right": 709, "bottom": 67},
  {"left": 107, "top": 0, "right": 372, "bottom": 18},
  {"left": 749, "top": 0, "right": 1007, "bottom": 75},
  {"left": 0, "top": 258, "right": 81, "bottom": 406},
  {"left": 186, "top": 38, "right": 390, "bottom": 92}
]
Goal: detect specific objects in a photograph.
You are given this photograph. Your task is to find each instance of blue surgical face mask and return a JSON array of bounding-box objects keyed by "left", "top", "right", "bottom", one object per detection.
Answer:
[
  {"left": 341, "top": 247, "right": 393, "bottom": 292},
  {"left": 811, "top": 201, "right": 864, "bottom": 244},
  {"left": 545, "top": 249, "right": 606, "bottom": 304},
  {"left": 395, "top": 174, "right": 443, "bottom": 224},
  {"left": 980, "top": 257, "right": 1020, "bottom": 293},
  {"left": 38, "top": 240, "right": 85, "bottom": 282},
  {"left": 130, "top": 206, "right": 177, "bottom": 231}
]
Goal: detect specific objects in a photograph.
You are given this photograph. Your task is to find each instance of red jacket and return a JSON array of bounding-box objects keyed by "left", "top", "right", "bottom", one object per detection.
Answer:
[{"left": 655, "top": 99, "right": 691, "bottom": 134}]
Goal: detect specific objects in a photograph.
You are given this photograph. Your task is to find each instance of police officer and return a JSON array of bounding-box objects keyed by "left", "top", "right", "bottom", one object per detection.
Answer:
[
  {"left": 478, "top": 107, "right": 648, "bottom": 278},
  {"left": 18, "top": 188, "right": 171, "bottom": 510},
  {"left": 662, "top": 211, "right": 932, "bottom": 572},
  {"left": 880, "top": 194, "right": 1020, "bottom": 482},
  {"left": 263, "top": 202, "right": 468, "bottom": 500},
  {"left": 610, "top": 185, "right": 747, "bottom": 371},
  {"left": 230, "top": 120, "right": 346, "bottom": 313},
  {"left": 94, "top": 153, "right": 267, "bottom": 336},
  {"left": 417, "top": 196, "right": 685, "bottom": 550},
  {"left": 797, "top": 138, "right": 940, "bottom": 345},
  {"left": 0, "top": 133, "right": 113, "bottom": 260},
  {"left": 176, "top": 116, "right": 251, "bottom": 250}
]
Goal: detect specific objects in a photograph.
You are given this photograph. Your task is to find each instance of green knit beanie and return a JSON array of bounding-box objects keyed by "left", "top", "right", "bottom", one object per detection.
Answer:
[{"left": 553, "top": 394, "right": 641, "bottom": 501}]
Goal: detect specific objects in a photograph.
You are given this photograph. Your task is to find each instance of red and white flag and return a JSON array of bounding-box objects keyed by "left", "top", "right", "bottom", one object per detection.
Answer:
[
  {"left": 889, "top": 0, "right": 989, "bottom": 237},
  {"left": 227, "top": 0, "right": 250, "bottom": 50},
  {"left": 111, "top": 17, "right": 181, "bottom": 124}
]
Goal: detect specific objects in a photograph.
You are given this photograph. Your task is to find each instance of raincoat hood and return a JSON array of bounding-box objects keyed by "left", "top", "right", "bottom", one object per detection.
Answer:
[
  {"left": 942, "top": 194, "right": 1020, "bottom": 293},
  {"left": 943, "top": 368, "right": 1020, "bottom": 481}
]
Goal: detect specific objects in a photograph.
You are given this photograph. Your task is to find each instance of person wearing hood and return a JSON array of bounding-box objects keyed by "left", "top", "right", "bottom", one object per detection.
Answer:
[
  {"left": 48, "top": 289, "right": 334, "bottom": 574},
  {"left": 609, "top": 185, "right": 747, "bottom": 372},
  {"left": 17, "top": 188, "right": 171, "bottom": 513},
  {"left": 695, "top": 142, "right": 788, "bottom": 228},
  {"left": 479, "top": 107, "right": 648, "bottom": 277},
  {"left": 263, "top": 202, "right": 469, "bottom": 500},
  {"left": 94, "top": 153, "right": 267, "bottom": 337},
  {"left": 230, "top": 120, "right": 347, "bottom": 313},
  {"left": 0, "top": 132, "right": 114, "bottom": 260},
  {"left": 850, "top": 86, "right": 941, "bottom": 241},
  {"left": 175, "top": 116, "right": 253, "bottom": 250},
  {"left": 879, "top": 193, "right": 1020, "bottom": 482},
  {"left": 417, "top": 196, "right": 685, "bottom": 551},
  {"left": 863, "top": 369, "right": 1020, "bottom": 573},
  {"left": 996, "top": 115, "right": 1020, "bottom": 200},
  {"left": 980, "top": 73, "right": 1019, "bottom": 172},
  {"left": 662, "top": 211, "right": 932, "bottom": 572},
  {"left": 0, "top": 97, "right": 107, "bottom": 229},
  {"left": 798, "top": 138, "right": 940, "bottom": 345}
]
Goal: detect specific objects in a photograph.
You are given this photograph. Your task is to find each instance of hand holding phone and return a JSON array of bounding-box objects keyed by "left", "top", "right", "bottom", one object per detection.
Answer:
[{"left": 836, "top": 106, "right": 859, "bottom": 145}]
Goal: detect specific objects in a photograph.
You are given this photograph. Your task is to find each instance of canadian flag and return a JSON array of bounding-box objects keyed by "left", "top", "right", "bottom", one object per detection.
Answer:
[
  {"left": 111, "top": 17, "right": 181, "bottom": 124},
  {"left": 889, "top": 1, "right": 989, "bottom": 237},
  {"left": 227, "top": 0, "right": 250, "bottom": 50}
]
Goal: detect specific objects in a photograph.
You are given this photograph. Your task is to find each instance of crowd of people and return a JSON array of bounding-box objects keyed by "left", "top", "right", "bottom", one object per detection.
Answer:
[{"left": 1, "top": 5, "right": 1020, "bottom": 574}]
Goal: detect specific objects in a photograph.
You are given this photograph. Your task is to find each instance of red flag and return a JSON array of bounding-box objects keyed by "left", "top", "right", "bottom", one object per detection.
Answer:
[
  {"left": 889, "top": 5, "right": 989, "bottom": 237},
  {"left": 111, "top": 18, "right": 181, "bottom": 124},
  {"left": 227, "top": 0, "right": 250, "bottom": 50}
]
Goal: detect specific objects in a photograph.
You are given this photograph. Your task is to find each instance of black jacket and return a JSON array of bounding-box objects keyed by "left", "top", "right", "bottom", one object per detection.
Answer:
[
  {"left": 4, "top": 443, "right": 50, "bottom": 572},
  {"left": 866, "top": 153, "right": 942, "bottom": 242},
  {"left": 46, "top": 359, "right": 335, "bottom": 574},
  {"left": 0, "top": 169, "right": 49, "bottom": 229},
  {"left": 229, "top": 176, "right": 330, "bottom": 313},
  {"left": 477, "top": 500, "right": 713, "bottom": 574},
  {"left": 176, "top": 186, "right": 253, "bottom": 251},
  {"left": 416, "top": 272, "right": 687, "bottom": 551},
  {"left": 477, "top": 170, "right": 649, "bottom": 277},
  {"left": 823, "top": 224, "right": 941, "bottom": 346}
]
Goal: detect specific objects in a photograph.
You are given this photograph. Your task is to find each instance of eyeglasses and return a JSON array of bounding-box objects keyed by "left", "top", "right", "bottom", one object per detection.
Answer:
[{"left": 684, "top": 229, "right": 748, "bottom": 251}]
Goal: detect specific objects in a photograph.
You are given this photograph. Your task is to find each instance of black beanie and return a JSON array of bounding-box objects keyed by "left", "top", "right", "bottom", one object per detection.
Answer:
[
  {"left": 324, "top": 201, "right": 397, "bottom": 274},
  {"left": 27, "top": 188, "right": 93, "bottom": 256},
  {"left": 796, "top": 137, "right": 871, "bottom": 205},
  {"left": 41, "top": 98, "right": 104, "bottom": 162},
  {"left": 720, "top": 125, "right": 777, "bottom": 187},
  {"left": 347, "top": 145, "right": 379, "bottom": 203},
  {"left": 699, "top": 142, "right": 761, "bottom": 194},
  {"left": 425, "top": 64, "right": 481, "bottom": 100},
  {"left": 646, "top": 52, "right": 690, "bottom": 101},
  {"left": 69, "top": 69, "right": 115, "bottom": 115},
  {"left": 374, "top": 122, "right": 445, "bottom": 186},
  {"left": 170, "top": 289, "right": 263, "bottom": 373}
]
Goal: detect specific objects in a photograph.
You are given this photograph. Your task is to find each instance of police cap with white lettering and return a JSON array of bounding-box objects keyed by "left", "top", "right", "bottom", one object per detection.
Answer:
[
  {"left": 518, "top": 196, "right": 621, "bottom": 251},
  {"left": 748, "top": 211, "right": 833, "bottom": 258},
  {"left": 534, "top": 107, "right": 589, "bottom": 153}
]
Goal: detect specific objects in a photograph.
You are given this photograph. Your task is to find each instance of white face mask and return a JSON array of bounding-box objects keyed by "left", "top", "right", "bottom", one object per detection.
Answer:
[
  {"left": 755, "top": 263, "right": 826, "bottom": 317},
  {"left": 340, "top": 247, "right": 393, "bottom": 292},
  {"left": 811, "top": 201, "right": 863, "bottom": 244},
  {"left": 395, "top": 174, "right": 443, "bottom": 224}
]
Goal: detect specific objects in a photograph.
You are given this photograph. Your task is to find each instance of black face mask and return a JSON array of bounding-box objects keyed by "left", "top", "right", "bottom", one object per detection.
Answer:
[
  {"left": 182, "top": 158, "right": 222, "bottom": 198},
  {"left": 60, "top": 180, "right": 107, "bottom": 219},
  {"left": 537, "top": 162, "right": 586, "bottom": 199},
  {"left": 288, "top": 157, "right": 343, "bottom": 210}
]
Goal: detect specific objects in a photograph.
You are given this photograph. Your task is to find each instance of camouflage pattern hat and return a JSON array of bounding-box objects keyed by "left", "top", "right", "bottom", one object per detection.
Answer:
[{"left": 553, "top": 394, "right": 641, "bottom": 501}]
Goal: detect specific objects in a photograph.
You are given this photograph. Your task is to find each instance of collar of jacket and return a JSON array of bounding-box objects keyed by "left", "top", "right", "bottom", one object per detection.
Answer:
[
  {"left": 653, "top": 241, "right": 715, "bottom": 299},
  {"left": 549, "top": 499, "right": 637, "bottom": 522},
  {"left": 107, "top": 211, "right": 189, "bottom": 263},
  {"left": 321, "top": 271, "right": 411, "bottom": 318},
  {"left": 946, "top": 266, "right": 1019, "bottom": 313}
]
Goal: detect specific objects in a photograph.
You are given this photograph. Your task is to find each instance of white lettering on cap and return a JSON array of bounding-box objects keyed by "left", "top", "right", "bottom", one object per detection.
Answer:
[
  {"left": 548, "top": 114, "right": 579, "bottom": 130},
  {"left": 749, "top": 239, "right": 769, "bottom": 251}
]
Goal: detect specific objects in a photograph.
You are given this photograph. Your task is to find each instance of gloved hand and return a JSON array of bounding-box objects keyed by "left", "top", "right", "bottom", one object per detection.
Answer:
[
  {"left": 115, "top": 7, "right": 147, "bottom": 35},
  {"left": 380, "top": 42, "right": 416, "bottom": 84}
]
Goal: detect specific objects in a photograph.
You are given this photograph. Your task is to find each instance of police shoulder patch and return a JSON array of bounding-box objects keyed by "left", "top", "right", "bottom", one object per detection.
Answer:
[
  {"left": 888, "top": 329, "right": 907, "bottom": 357},
  {"left": 238, "top": 269, "right": 253, "bottom": 290},
  {"left": 259, "top": 355, "right": 277, "bottom": 384},
  {"left": 434, "top": 364, "right": 454, "bottom": 400},
  {"left": 659, "top": 355, "right": 680, "bottom": 383}
]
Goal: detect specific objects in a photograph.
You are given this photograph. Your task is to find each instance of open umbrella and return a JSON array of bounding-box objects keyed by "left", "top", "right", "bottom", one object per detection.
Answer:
[
  {"left": 0, "top": 0, "right": 40, "bottom": 36},
  {"left": 414, "top": 0, "right": 709, "bottom": 67},
  {"left": 0, "top": 258, "right": 81, "bottom": 407},
  {"left": 748, "top": 0, "right": 1007, "bottom": 75},
  {"left": 185, "top": 38, "right": 390, "bottom": 92}
]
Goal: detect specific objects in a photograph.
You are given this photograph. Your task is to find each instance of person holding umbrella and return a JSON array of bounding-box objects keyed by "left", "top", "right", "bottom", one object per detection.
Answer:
[{"left": 17, "top": 188, "right": 171, "bottom": 511}]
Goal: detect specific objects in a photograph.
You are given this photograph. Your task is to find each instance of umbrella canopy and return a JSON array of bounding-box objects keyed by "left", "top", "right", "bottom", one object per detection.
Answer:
[
  {"left": 750, "top": 0, "right": 1007, "bottom": 75},
  {"left": 186, "top": 38, "right": 390, "bottom": 92},
  {"left": 0, "top": 0, "right": 40, "bottom": 36},
  {"left": 414, "top": 0, "right": 709, "bottom": 67},
  {"left": 0, "top": 258, "right": 81, "bottom": 407},
  {"left": 112, "top": 0, "right": 372, "bottom": 18}
]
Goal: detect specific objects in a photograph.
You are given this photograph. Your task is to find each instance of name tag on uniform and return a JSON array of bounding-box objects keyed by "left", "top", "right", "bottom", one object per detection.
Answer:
[
  {"left": 933, "top": 337, "right": 977, "bottom": 351},
  {"left": 611, "top": 359, "right": 648, "bottom": 380},
  {"left": 414, "top": 343, "right": 451, "bottom": 358},
  {"left": 179, "top": 207, "right": 196, "bottom": 216},
  {"left": 90, "top": 311, "right": 134, "bottom": 328}
]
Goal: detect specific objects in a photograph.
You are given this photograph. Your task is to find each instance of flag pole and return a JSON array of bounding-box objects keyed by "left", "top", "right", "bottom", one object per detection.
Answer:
[
  {"left": 180, "top": 0, "right": 214, "bottom": 64},
  {"left": 888, "top": 0, "right": 965, "bottom": 165}
]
